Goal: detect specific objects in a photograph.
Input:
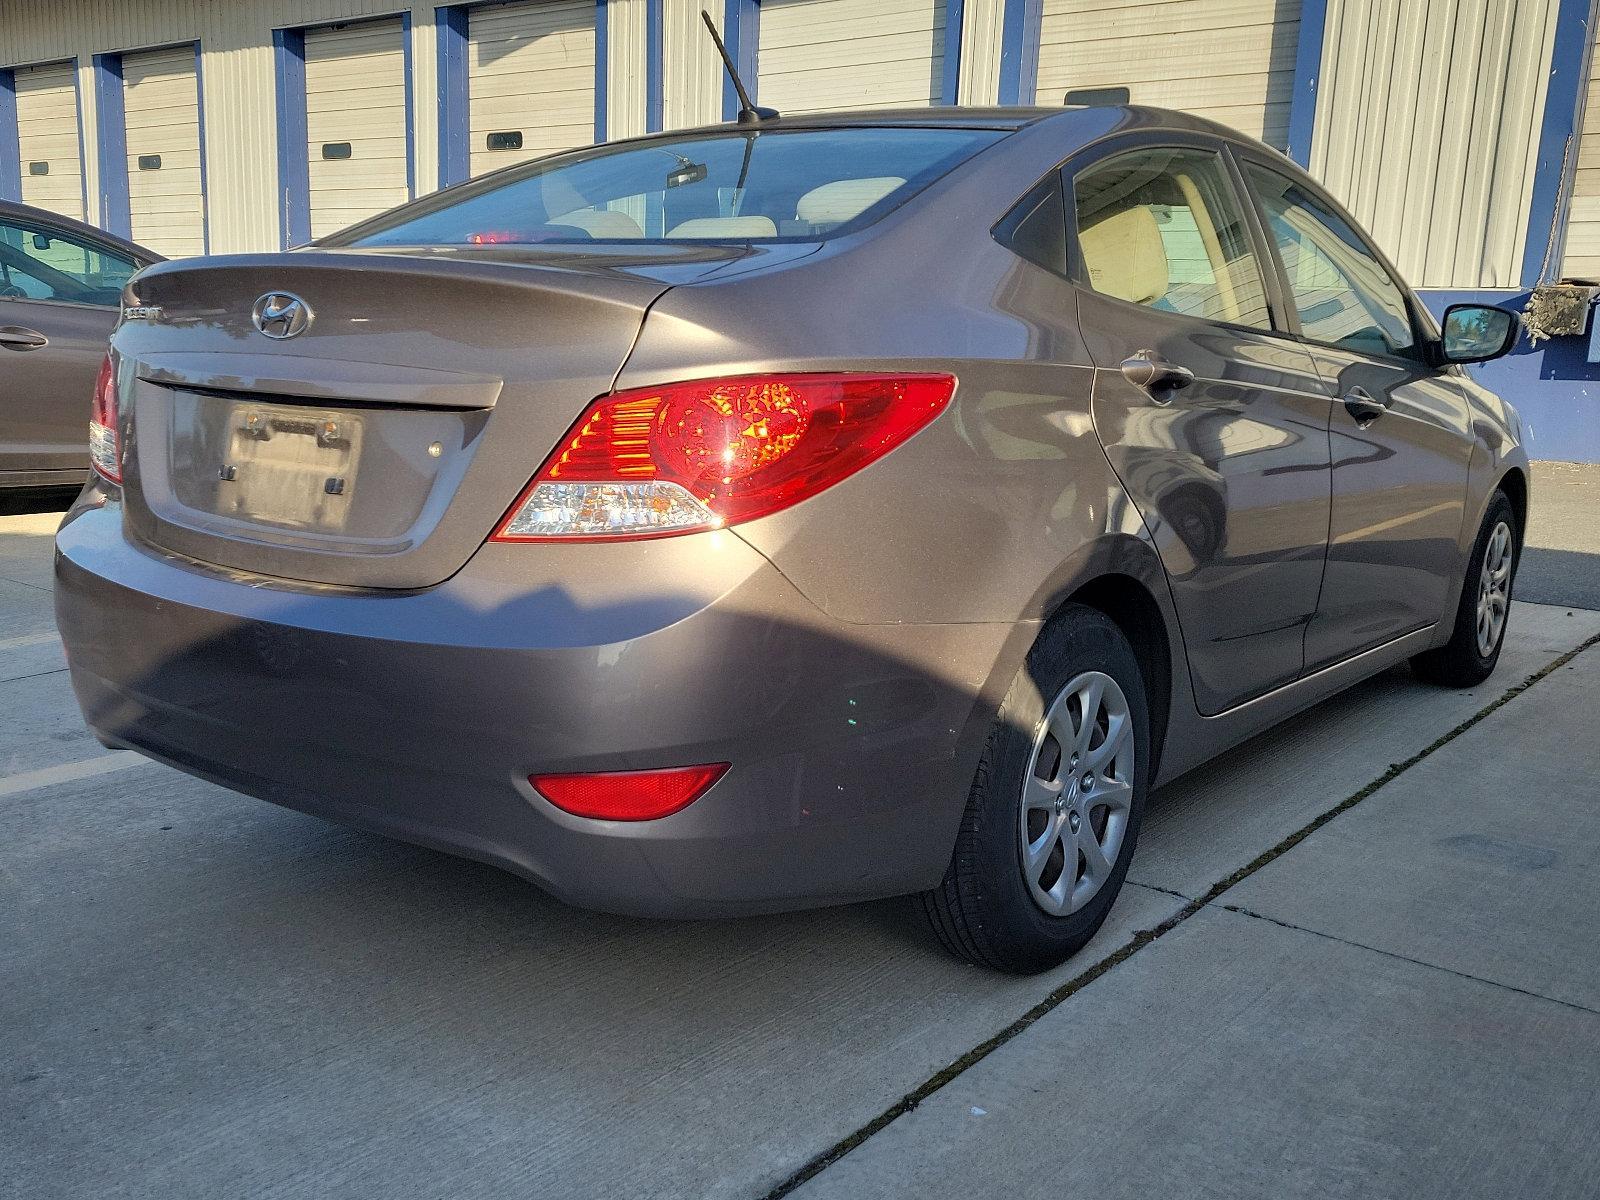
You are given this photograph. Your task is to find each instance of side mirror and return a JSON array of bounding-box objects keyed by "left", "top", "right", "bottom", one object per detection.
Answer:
[{"left": 1438, "top": 303, "right": 1520, "bottom": 364}]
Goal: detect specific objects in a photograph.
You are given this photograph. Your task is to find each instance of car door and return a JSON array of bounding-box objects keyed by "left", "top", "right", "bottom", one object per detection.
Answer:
[
  {"left": 0, "top": 218, "right": 138, "bottom": 483},
  {"left": 1070, "top": 138, "right": 1332, "bottom": 715},
  {"left": 1236, "top": 157, "right": 1475, "bottom": 670}
]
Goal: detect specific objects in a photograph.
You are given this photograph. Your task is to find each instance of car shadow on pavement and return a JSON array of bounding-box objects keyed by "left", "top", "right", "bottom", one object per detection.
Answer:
[{"left": 1515, "top": 545, "right": 1600, "bottom": 611}]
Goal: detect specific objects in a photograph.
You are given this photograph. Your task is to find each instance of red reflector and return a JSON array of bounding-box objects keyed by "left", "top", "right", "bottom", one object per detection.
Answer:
[{"left": 531, "top": 763, "right": 729, "bottom": 821}]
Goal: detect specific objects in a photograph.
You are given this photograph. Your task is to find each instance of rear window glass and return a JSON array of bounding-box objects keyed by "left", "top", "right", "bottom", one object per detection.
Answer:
[{"left": 333, "top": 127, "right": 1005, "bottom": 247}]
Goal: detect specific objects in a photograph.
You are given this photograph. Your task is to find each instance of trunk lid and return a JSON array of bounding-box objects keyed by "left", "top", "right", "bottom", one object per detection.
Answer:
[{"left": 114, "top": 249, "right": 684, "bottom": 589}]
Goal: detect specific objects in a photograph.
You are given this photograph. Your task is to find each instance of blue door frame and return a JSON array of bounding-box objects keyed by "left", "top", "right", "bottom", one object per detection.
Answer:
[
  {"left": 93, "top": 43, "right": 209, "bottom": 252},
  {"left": 0, "top": 70, "right": 20, "bottom": 202},
  {"left": 274, "top": 13, "right": 417, "bottom": 249},
  {"left": 434, "top": 0, "right": 610, "bottom": 188},
  {"left": 0, "top": 59, "right": 90, "bottom": 217}
]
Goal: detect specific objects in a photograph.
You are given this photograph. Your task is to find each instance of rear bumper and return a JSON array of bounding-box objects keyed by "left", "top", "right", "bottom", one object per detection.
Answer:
[{"left": 54, "top": 494, "right": 1015, "bottom": 916}]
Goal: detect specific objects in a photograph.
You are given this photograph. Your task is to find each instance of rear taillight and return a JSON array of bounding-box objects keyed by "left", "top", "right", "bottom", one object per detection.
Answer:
[
  {"left": 492, "top": 373, "right": 955, "bottom": 541},
  {"left": 531, "top": 763, "right": 729, "bottom": 821},
  {"left": 89, "top": 352, "right": 121, "bottom": 484}
]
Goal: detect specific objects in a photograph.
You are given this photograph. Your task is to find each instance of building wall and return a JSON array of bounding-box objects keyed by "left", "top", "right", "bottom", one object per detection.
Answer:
[
  {"left": 1035, "top": 0, "right": 1301, "bottom": 147},
  {"left": 1310, "top": 0, "right": 1560, "bottom": 289},
  {"left": 2, "top": 0, "right": 1599, "bottom": 459},
  {"left": 0, "top": 0, "right": 455, "bottom": 252}
]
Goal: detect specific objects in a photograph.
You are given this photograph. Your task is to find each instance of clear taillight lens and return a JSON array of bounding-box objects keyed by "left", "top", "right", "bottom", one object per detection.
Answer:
[
  {"left": 89, "top": 351, "right": 121, "bottom": 484},
  {"left": 492, "top": 373, "right": 956, "bottom": 541}
]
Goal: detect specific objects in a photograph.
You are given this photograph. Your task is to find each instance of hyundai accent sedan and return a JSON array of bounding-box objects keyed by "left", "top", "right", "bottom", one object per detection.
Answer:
[{"left": 55, "top": 107, "right": 1525, "bottom": 973}]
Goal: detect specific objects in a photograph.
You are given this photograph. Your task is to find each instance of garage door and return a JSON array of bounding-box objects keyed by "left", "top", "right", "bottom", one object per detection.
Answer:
[
  {"left": 1564, "top": 22, "right": 1600, "bottom": 281},
  {"left": 122, "top": 46, "right": 206, "bottom": 257},
  {"left": 14, "top": 62, "right": 85, "bottom": 222},
  {"left": 1035, "top": 0, "right": 1300, "bottom": 147},
  {"left": 756, "top": 0, "right": 947, "bottom": 113},
  {"left": 304, "top": 19, "right": 410, "bottom": 239},
  {"left": 468, "top": 0, "right": 596, "bottom": 177}
]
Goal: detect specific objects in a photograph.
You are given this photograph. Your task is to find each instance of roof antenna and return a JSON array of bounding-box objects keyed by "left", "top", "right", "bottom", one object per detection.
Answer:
[{"left": 701, "top": 10, "right": 778, "bottom": 125}]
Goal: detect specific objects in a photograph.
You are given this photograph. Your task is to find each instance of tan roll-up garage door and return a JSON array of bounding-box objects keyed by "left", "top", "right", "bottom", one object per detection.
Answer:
[
  {"left": 1563, "top": 23, "right": 1600, "bottom": 281},
  {"left": 122, "top": 45, "right": 206, "bottom": 257},
  {"left": 468, "top": 0, "right": 596, "bottom": 177},
  {"left": 14, "top": 62, "right": 85, "bottom": 222},
  {"left": 1035, "top": 0, "right": 1300, "bottom": 148},
  {"left": 305, "top": 19, "right": 411, "bottom": 239},
  {"left": 756, "top": 0, "right": 947, "bottom": 113}
]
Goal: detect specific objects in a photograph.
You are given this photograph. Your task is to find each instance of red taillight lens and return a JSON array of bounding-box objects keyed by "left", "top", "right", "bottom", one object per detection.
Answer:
[
  {"left": 531, "top": 763, "right": 729, "bottom": 821},
  {"left": 89, "top": 351, "right": 121, "bottom": 484},
  {"left": 492, "top": 372, "right": 956, "bottom": 541}
]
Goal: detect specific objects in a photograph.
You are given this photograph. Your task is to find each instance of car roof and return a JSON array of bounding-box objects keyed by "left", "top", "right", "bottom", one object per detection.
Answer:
[
  {"left": 604, "top": 104, "right": 1274, "bottom": 153},
  {"left": 0, "top": 199, "right": 161, "bottom": 263}
]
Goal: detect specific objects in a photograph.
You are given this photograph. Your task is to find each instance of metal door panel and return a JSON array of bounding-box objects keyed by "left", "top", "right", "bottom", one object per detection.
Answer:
[
  {"left": 0, "top": 299, "right": 114, "bottom": 476},
  {"left": 1303, "top": 345, "right": 1473, "bottom": 667},
  {"left": 1082, "top": 289, "right": 1331, "bottom": 714}
]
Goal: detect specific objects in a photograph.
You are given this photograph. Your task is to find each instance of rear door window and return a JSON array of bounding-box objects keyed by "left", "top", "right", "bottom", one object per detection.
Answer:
[
  {"left": 0, "top": 221, "right": 137, "bottom": 306},
  {"left": 1071, "top": 147, "right": 1274, "bottom": 332},
  {"left": 336, "top": 126, "right": 1006, "bottom": 246},
  {"left": 1243, "top": 164, "right": 1417, "bottom": 358}
]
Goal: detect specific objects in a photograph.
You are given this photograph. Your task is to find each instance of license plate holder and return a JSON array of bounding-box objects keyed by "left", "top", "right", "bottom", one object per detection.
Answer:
[{"left": 219, "top": 402, "right": 365, "bottom": 532}]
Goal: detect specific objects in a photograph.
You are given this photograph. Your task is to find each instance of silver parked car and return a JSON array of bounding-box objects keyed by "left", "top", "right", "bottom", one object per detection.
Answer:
[
  {"left": 1, "top": 201, "right": 157, "bottom": 490},
  {"left": 55, "top": 107, "right": 1525, "bottom": 973}
]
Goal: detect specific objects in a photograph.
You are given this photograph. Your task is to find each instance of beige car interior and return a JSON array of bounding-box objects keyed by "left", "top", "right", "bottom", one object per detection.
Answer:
[
  {"left": 1076, "top": 155, "right": 1264, "bottom": 326},
  {"left": 550, "top": 208, "right": 645, "bottom": 238}
]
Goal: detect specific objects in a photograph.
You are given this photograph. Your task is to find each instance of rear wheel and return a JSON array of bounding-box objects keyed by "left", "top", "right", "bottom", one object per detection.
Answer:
[
  {"left": 920, "top": 605, "right": 1151, "bottom": 974},
  {"left": 1411, "top": 490, "right": 1518, "bottom": 687}
]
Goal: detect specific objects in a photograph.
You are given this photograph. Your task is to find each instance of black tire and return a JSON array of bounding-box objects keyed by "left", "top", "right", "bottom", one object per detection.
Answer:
[
  {"left": 919, "top": 604, "right": 1152, "bottom": 974},
  {"left": 1411, "top": 490, "right": 1519, "bottom": 688}
]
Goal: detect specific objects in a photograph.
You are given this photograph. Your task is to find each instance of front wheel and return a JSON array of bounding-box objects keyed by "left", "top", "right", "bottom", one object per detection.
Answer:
[
  {"left": 1411, "top": 490, "right": 1519, "bottom": 688},
  {"left": 919, "top": 605, "right": 1151, "bottom": 974}
]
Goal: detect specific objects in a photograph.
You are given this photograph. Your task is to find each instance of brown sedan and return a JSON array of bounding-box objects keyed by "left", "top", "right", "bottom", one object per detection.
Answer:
[
  {"left": 1, "top": 200, "right": 157, "bottom": 490},
  {"left": 55, "top": 107, "right": 1525, "bottom": 972}
]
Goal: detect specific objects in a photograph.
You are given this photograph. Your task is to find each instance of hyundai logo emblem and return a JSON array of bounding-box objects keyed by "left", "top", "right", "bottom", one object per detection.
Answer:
[{"left": 252, "top": 292, "right": 313, "bottom": 339}]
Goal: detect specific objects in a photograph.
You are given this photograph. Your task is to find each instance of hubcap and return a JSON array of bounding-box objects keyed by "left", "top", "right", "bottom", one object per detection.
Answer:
[
  {"left": 1019, "top": 671, "right": 1136, "bottom": 916},
  {"left": 1475, "top": 520, "right": 1514, "bottom": 658}
]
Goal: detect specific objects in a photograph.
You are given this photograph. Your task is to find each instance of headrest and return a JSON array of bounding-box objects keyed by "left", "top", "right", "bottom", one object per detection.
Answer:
[
  {"left": 550, "top": 208, "right": 644, "bottom": 238},
  {"left": 666, "top": 216, "right": 779, "bottom": 239},
  {"left": 1077, "top": 205, "right": 1168, "bottom": 306},
  {"left": 795, "top": 177, "right": 905, "bottom": 226}
]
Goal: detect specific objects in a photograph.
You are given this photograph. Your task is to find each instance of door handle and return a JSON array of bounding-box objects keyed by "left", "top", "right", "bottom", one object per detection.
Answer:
[
  {"left": 1120, "top": 351, "right": 1195, "bottom": 403},
  {"left": 0, "top": 326, "right": 48, "bottom": 351},
  {"left": 1343, "top": 386, "right": 1388, "bottom": 423}
]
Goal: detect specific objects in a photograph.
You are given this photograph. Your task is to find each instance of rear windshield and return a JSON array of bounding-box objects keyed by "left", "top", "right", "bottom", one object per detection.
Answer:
[{"left": 332, "top": 126, "right": 1005, "bottom": 247}]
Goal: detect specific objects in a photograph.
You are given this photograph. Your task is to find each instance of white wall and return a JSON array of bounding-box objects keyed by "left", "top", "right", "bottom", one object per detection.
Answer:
[{"left": 1310, "top": 0, "right": 1560, "bottom": 289}]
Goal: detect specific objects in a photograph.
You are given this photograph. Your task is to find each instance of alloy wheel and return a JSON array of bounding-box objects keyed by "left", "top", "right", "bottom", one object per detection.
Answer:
[
  {"left": 1019, "top": 671, "right": 1136, "bottom": 916},
  {"left": 1476, "top": 520, "right": 1514, "bottom": 658}
]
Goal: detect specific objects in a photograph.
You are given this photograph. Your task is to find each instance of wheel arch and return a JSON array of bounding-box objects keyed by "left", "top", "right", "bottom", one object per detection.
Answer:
[
  {"left": 1055, "top": 572, "right": 1174, "bottom": 784},
  {"left": 1497, "top": 465, "right": 1529, "bottom": 539}
]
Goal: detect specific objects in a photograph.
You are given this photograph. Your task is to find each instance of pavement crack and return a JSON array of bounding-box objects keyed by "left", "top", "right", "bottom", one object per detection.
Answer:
[
  {"left": 1126, "top": 879, "right": 1192, "bottom": 901},
  {"left": 760, "top": 630, "right": 1600, "bottom": 1200},
  {"left": 0, "top": 575, "right": 51, "bottom": 593},
  {"left": 0, "top": 667, "right": 68, "bottom": 685},
  {"left": 1219, "top": 903, "right": 1600, "bottom": 1019}
]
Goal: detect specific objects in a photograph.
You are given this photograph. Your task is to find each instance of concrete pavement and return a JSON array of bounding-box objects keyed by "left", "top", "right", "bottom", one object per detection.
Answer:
[
  {"left": 794, "top": 636, "right": 1600, "bottom": 1200},
  {"left": 1520, "top": 460, "right": 1600, "bottom": 611},
  {"left": 4, "top": 494, "right": 1599, "bottom": 1199}
]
